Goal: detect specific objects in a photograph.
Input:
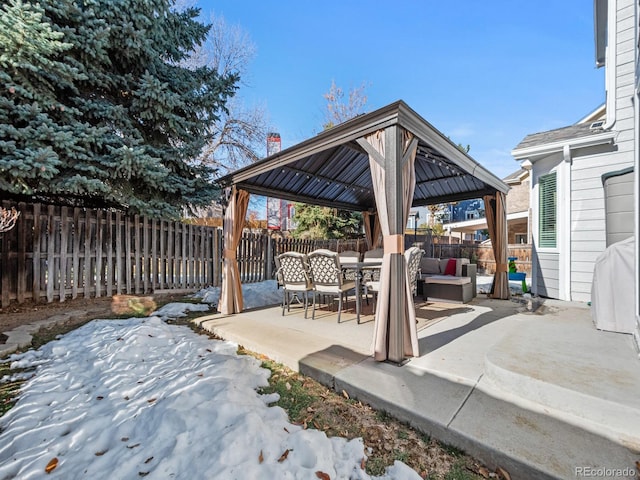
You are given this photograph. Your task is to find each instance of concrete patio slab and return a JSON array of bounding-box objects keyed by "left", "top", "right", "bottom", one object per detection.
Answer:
[{"left": 195, "top": 295, "right": 640, "bottom": 479}]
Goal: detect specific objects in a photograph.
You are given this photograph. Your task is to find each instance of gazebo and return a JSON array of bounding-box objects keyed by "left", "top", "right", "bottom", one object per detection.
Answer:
[{"left": 216, "top": 101, "right": 510, "bottom": 364}]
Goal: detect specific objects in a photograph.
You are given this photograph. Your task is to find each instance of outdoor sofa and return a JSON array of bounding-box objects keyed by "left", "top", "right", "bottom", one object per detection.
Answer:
[{"left": 418, "top": 257, "right": 477, "bottom": 303}]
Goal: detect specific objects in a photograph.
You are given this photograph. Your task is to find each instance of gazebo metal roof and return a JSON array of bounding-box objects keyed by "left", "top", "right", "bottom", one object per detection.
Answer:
[{"left": 217, "top": 101, "right": 509, "bottom": 209}]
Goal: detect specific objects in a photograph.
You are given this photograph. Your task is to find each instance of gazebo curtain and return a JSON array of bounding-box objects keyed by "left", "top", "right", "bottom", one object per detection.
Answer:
[
  {"left": 483, "top": 192, "right": 510, "bottom": 299},
  {"left": 365, "top": 127, "right": 419, "bottom": 362},
  {"left": 218, "top": 187, "right": 250, "bottom": 314},
  {"left": 362, "top": 211, "right": 382, "bottom": 249}
]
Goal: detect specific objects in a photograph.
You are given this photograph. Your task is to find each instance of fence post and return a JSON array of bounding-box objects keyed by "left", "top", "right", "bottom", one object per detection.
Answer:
[{"left": 266, "top": 234, "right": 273, "bottom": 280}]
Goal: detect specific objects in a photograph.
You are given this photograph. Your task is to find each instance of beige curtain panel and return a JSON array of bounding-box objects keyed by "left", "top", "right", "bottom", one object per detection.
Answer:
[
  {"left": 366, "top": 128, "right": 419, "bottom": 362},
  {"left": 362, "top": 211, "right": 383, "bottom": 250},
  {"left": 218, "top": 187, "right": 250, "bottom": 314},
  {"left": 483, "top": 192, "right": 510, "bottom": 299}
]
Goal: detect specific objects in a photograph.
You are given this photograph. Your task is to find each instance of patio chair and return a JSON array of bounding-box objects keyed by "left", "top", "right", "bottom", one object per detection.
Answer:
[
  {"left": 362, "top": 248, "right": 383, "bottom": 304},
  {"left": 364, "top": 247, "right": 424, "bottom": 313},
  {"left": 339, "top": 250, "right": 361, "bottom": 282},
  {"left": 307, "top": 249, "right": 356, "bottom": 323},
  {"left": 275, "top": 252, "right": 314, "bottom": 318},
  {"left": 405, "top": 246, "right": 425, "bottom": 297}
]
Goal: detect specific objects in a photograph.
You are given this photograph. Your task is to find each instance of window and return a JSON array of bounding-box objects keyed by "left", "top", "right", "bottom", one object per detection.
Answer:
[{"left": 538, "top": 172, "right": 557, "bottom": 248}]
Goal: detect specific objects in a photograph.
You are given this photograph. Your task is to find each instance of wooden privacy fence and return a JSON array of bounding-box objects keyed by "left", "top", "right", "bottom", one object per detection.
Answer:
[
  {"left": 0, "top": 202, "right": 224, "bottom": 307},
  {"left": 0, "top": 201, "right": 532, "bottom": 307}
]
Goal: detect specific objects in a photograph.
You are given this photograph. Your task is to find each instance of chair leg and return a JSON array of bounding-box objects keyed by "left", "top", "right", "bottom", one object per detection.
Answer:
[
  {"left": 282, "top": 290, "right": 286, "bottom": 316},
  {"left": 337, "top": 293, "right": 342, "bottom": 323},
  {"left": 312, "top": 292, "right": 316, "bottom": 320},
  {"left": 303, "top": 292, "right": 308, "bottom": 319}
]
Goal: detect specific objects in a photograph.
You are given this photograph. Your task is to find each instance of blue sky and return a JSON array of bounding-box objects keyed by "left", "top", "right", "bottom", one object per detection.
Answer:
[{"left": 196, "top": 1, "right": 604, "bottom": 180}]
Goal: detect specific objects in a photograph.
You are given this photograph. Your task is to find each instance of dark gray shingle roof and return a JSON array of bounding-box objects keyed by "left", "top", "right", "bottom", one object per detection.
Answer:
[{"left": 513, "top": 122, "right": 602, "bottom": 151}]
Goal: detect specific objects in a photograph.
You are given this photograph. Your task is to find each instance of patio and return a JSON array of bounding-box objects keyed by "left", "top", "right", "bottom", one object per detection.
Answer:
[
  {"left": 194, "top": 293, "right": 640, "bottom": 478},
  {"left": 216, "top": 100, "right": 512, "bottom": 364}
]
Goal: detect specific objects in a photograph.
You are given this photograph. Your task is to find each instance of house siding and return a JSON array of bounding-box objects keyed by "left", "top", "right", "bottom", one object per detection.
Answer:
[
  {"left": 567, "top": 0, "right": 636, "bottom": 302},
  {"left": 516, "top": 0, "right": 636, "bottom": 303},
  {"left": 535, "top": 252, "right": 559, "bottom": 298}
]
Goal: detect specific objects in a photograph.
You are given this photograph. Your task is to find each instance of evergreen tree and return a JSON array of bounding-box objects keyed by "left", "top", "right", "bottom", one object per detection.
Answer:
[
  {"left": 291, "top": 203, "right": 361, "bottom": 240},
  {"left": 0, "top": 0, "right": 238, "bottom": 218}
]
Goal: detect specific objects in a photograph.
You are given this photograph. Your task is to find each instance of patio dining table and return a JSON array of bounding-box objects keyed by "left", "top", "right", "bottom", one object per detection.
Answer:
[{"left": 340, "top": 260, "right": 382, "bottom": 323}]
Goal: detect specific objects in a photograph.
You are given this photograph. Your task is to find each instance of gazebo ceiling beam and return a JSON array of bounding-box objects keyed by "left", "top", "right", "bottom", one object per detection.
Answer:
[
  {"left": 236, "top": 183, "right": 365, "bottom": 211},
  {"left": 413, "top": 188, "right": 497, "bottom": 206},
  {"left": 280, "top": 165, "right": 372, "bottom": 195}
]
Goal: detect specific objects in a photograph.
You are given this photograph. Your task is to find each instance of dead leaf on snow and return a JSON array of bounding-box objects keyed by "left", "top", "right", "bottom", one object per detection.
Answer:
[
  {"left": 315, "top": 471, "right": 330, "bottom": 479},
  {"left": 496, "top": 466, "right": 511, "bottom": 480},
  {"left": 144, "top": 457, "right": 153, "bottom": 464},
  {"left": 45, "top": 457, "right": 58, "bottom": 474},
  {"left": 147, "top": 398, "right": 156, "bottom": 404},
  {"left": 94, "top": 450, "right": 107, "bottom": 456},
  {"left": 475, "top": 466, "right": 490, "bottom": 478},
  {"left": 258, "top": 450, "right": 264, "bottom": 464},
  {"left": 278, "top": 449, "right": 291, "bottom": 462}
]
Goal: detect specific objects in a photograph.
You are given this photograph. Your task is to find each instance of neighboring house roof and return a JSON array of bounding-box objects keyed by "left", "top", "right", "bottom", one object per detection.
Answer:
[
  {"left": 513, "top": 123, "right": 603, "bottom": 151},
  {"left": 446, "top": 211, "right": 528, "bottom": 234},
  {"left": 502, "top": 168, "right": 529, "bottom": 185},
  {"left": 511, "top": 119, "right": 616, "bottom": 160},
  {"left": 577, "top": 104, "right": 606, "bottom": 124}
]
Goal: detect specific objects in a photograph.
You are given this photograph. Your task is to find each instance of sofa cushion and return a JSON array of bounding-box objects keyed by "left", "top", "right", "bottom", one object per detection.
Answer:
[
  {"left": 444, "top": 258, "right": 457, "bottom": 276},
  {"left": 421, "top": 257, "right": 441, "bottom": 274},
  {"left": 455, "top": 258, "right": 470, "bottom": 277},
  {"left": 439, "top": 258, "right": 450, "bottom": 274},
  {"left": 424, "top": 275, "right": 471, "bottom": 285}
]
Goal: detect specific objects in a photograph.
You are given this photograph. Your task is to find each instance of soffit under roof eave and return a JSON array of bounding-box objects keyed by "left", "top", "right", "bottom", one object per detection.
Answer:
[
  {"left": 511, "top": 130, "right": 616, "bottom": 160},
  {"left": 594, "top": 0, "right": 607, "bottom": 68}
]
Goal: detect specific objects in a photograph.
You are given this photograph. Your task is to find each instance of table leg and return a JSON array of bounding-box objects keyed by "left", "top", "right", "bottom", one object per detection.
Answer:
[{"left": 355, "top": 271, "right": 361, "bottom": 324}]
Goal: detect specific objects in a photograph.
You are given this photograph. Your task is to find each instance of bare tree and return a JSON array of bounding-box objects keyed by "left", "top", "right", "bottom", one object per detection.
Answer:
[
  {"left": 0, "top": 207, "right": 20, "bottom": 233},
  {"left": 180, "top": 7, "right": 270, "bottom": 174},
  {"left": 322, "top": 80, "right": 369, "bottom": 130}
]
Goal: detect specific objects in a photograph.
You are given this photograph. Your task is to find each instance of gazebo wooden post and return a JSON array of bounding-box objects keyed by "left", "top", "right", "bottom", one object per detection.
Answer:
[{"left": 385, "top": 126, "right": 406, "bottom": 364}]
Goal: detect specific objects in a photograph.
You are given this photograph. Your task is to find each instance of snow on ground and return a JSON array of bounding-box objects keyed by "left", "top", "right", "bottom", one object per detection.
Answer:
[
  {"left": 190, "top": 275, "right": 529, "bottom": 309},
  {"left": 0, "top": 298, "right": 419, "bottom": 480},
  {"left": 0, "top": 275, "right": 526, "bottom": 479},
  {"left": 191, "top": 279, "right": 283, "bottom": 310}
]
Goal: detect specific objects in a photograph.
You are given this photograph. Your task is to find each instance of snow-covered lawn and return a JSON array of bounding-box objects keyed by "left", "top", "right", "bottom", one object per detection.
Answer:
[{"left": 0, "top": 291, "right": 419, "bottom": 480}]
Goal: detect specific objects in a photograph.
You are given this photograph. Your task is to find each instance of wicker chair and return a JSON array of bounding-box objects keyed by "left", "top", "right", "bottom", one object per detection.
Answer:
[
  {"left": 307, "top": 249, "right": 356, "bottom": 323},
  {"left": 364, "top": 247, "right": 424, "bottom": 313},
  {"left": 405, "top": 246, "right": 425, "bottom": 296},
  {"left": 339, "top": 250, "right": 361, "bottom": 282},
  {"left": 275, "top": 252, "right": 314, "bottom": 318},
  {"left": 362, "top": 248, "right": 383, "bottom": 304}
]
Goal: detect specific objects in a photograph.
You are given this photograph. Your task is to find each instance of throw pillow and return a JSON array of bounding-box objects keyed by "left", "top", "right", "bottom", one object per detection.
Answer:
[{"left": 444, "top": 258, "right": 457, "bottom": 276}]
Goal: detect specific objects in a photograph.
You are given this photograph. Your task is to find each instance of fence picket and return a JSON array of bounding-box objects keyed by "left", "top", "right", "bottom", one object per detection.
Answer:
[{"left": 1, "top": 200, "right": 532, "bottom": 307}]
